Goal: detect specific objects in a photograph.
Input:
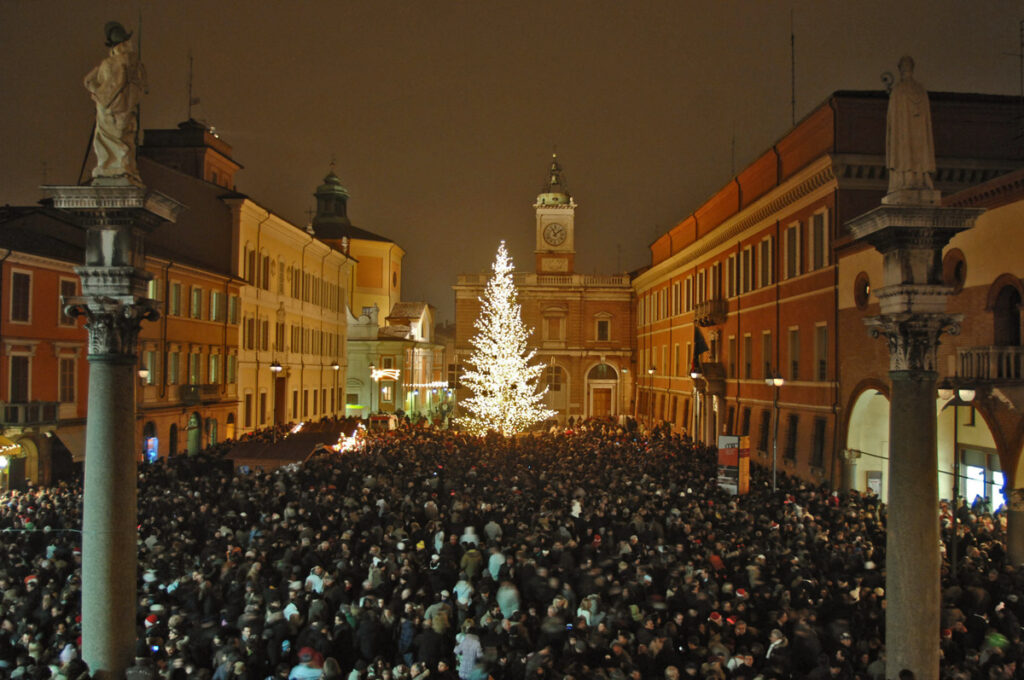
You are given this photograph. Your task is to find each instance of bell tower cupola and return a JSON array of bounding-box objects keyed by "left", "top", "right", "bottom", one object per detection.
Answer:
[{"left": 534, "top": 153, "right": 576, "bottom": 274}]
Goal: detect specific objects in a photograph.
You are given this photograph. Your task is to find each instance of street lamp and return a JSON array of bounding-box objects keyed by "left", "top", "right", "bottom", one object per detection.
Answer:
[
  {"left": 269, "top": 361, "right": 283, "bottom": 442},
  {"left": 331, "top": 361, "right": 340, "bottom": 415},
  {"left": 765, "top": 369, "right": 785, "bottom": 492},
  {"left": 368, "top": 363, "right": 376, "bottom": 416},
  {"left": 938, "top": 378, "right": 976, "bottom": 577},
  {"left": 689, "top": 365, "right": 703, "bottom": 443},
  {"left": 647, "top": 366, "right": 656, "bottom": 427}
]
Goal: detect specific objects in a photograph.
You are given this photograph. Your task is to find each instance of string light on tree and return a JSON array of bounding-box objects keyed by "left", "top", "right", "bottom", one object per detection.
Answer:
[{"left": 460, "top": 241, "right": 555, "bottom": 435}]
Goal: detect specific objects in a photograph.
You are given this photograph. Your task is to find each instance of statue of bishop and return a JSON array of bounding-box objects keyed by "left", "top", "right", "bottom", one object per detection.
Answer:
[
  {"left": 83, "top": 21, "right": 147, "bottom": 185},
  {"left": 885, "top": 56, "right": 938, "bottom": 204}
]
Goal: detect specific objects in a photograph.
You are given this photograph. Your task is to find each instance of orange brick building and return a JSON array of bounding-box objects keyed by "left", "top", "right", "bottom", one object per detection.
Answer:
[
  {"left": 454, "top": 156, "right": 635, "bottom": 422},
  {"left": 634, "top": 91, "right": 1021, "bottom": 484}
]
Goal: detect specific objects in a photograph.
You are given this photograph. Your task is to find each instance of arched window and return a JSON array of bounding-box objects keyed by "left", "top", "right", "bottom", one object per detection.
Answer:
[{"left": 587, "top": 364, "right": 618, "bottom": 381}]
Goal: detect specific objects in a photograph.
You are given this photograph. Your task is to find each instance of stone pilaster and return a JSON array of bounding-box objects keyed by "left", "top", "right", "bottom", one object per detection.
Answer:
[{"left": 44, "top": 184, "right": 181, "bottom": 680}]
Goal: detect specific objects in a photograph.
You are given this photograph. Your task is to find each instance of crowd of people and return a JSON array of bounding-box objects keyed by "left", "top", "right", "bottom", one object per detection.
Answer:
[{"left": 0, "top": 419, "right": 1020, "bottom": 680}]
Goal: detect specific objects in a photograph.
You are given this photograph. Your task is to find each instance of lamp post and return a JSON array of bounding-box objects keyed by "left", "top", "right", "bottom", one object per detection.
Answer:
[
  {"left": 331, "top": 361, "right": 340, "bottom": 415},
  {"left": 938, "top": 379, "right": 976, "bottom": 577},
  {"left": 647, "top": 366, "right": 656, "bottom": 427},
  {"left": 269, "top": 361, "right": 283, "bottom": 442},
  {"left": 689, "top": 366, "right": 703, "bottom": 443},
  {"left": 368, "top": 363, "right": 376, "bottom": 416},
  {"left": 765, "top": 369, "right": 785, "bottom": 492}
]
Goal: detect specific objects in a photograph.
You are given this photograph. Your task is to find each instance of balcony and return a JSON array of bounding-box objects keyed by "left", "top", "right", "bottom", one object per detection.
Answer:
[
  {"left": 694, "top": 298, "right": 728, "bottom": 327},
  {"left": 1, "top": 401, "right": 60, "bottom": 427},
  {"left": 179, "top": 384, "right": 222, "bottom": 405},
  {"left": 957, "top": 346, "right": 1024, "bottom": 382}
]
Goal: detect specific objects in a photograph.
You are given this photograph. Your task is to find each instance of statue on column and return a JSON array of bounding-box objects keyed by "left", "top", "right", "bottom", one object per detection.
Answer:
[
  {"left": 885, "top": 56, "right": 937, "bottom": 203},
  {"left": 83, "top": 21, "right": 147, "bottom": 185}
]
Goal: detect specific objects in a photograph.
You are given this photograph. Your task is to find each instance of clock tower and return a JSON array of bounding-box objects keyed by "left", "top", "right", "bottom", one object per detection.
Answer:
[{"left": 534, "top": 154, "right": 576, "bottom": 274}]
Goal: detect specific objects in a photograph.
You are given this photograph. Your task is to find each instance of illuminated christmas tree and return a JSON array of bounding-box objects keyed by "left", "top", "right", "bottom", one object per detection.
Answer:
[{"left": 460, "top": 241, "right": 555, "bottom": 435}]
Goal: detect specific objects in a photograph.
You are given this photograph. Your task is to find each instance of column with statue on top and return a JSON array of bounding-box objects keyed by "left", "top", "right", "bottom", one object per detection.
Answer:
[
  {"left": 847, "top": 56, "right": 983, "bottom": 680},
  {"left": 43, "top": 21, "right": 182, "bottom": 680}
]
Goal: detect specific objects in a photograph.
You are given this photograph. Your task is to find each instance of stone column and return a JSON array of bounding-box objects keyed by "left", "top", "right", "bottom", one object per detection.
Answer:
[
  {"left": 1008, "top": 489, "right": 1024, "bottom": 566},
  {"left": 44, "top": 184, "right": 181, "bottom": 680},
  {"left": 849, "top": 204, "right": 981, "bottom": 679}
]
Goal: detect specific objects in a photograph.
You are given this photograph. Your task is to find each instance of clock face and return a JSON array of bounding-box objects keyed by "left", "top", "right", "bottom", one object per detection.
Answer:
[{"left": 543, "top": 222, "right": 567, "bottom": 246}]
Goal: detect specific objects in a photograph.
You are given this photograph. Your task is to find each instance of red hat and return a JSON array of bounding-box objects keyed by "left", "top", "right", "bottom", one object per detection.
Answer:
[
  {"left": 145, "top": 614, "right": 158, "bottom": 627},
  {"left": 736, "top": 588, "right": 748, "bottom": 598},
  {"left": 708, "top": 611, "right": 722, "bottom": 623}
]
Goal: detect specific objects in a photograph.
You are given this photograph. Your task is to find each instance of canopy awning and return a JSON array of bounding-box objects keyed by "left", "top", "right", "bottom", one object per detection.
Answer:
[{"left": 53, "top": 425, "right": 86, "bottom": 462}]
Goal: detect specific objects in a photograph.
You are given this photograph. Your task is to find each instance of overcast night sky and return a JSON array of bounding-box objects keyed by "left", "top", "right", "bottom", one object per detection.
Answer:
[{"left": 1, "top": 1, "right": 1021, "bottom": 321}]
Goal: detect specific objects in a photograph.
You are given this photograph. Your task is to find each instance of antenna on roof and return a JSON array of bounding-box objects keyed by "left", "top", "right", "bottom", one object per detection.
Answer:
[
  {"left": 187, "top": 51, "right": 201, "bottom": 120},
  {"left": 790, "top": 9, "right": 796, "bottom": 127}
]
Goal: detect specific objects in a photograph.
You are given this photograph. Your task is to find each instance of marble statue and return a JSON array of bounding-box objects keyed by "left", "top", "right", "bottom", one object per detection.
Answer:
[
  {"left": 83, "top": 22, "right": 147, "bottom": 185},
  {"left": 885, "top": 56, "right": 936, "bottom": 199}
]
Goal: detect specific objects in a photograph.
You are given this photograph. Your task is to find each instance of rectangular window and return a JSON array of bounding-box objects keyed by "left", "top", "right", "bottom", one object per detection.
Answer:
[
  {"left": 762, "top": 331, "right": 772, "bottom": 378},
  {"left": 785, "top": 413, "right": 799, "bottom": 461},
  {"left": 245, "top": 318, "right": 255, "bottom": 350},
  {"left": 144, "top": 350, "right": 157, "bottom": 385},
  {"left": 696, "top": 269, "right": 706, "bottom": 304},
  {"left": 759, "top": 236, "right": 773, "bottom": 288},
  {"left": 227, "top": 355, "right": 237, "bottom": 384},
  {"left": 259, "top": 392, "right": 267, "bottom": 425},
  {"left": 547, "top": 317, "right": 566, "bottom": 342},
  {"left": 741, "top": 407, "right": 752, "bottom": 437},
  {"left": 59, "top": 279, "right": 77, "bottom": 326},
  {"left": 210, "top": 291, "right": 223, "bottom": 322},
  {"left": 244, "top": 393, "right": 253, "bottom": 428},
  {"left": 228, "top": 296, "right": 240, "bottom": 324},
  {"left": 741, "top": 247, "right": 752, "bottom": 294},
  {"left": 710, "top": 262, "right": 722, "bottom": 300},
  {"left": 684, "top": 277, "right": 693, "bottom": 312},
  {"left": 189, "top": 351, "right": 202, "bottom": 385},
  {"left": 743, "top": 334, "right": 752, "bottom": 379},
  {"left": 726, "top": 255, "right": 737, "bottom": 298},
  {"left": 728, "top": 335, "right": 737, "bottom": 379},
  {"left": 261, "top": 319, "right": 269, "bottom": 351},
  {"left": 810, "top": 210, "right": 829, "bottom": 270},
  {"left": 312, "top": 389, "right": 318, "bottom": 415},
  {"left": 674, "top": 343, "right": 680, "bottom": 377},
  {"left": 785, "top": 223, "right": 801, "bottom": 279},
  {"left": 811, "top": 417, "right": 827, "bottom": 468},
  {"left": 596, "top": 319, "right": 610, "bottom": 342},
  {"left": 303, "top": 390, "right": 309, "bottom": 417},
  {"left": 10, "top": 272, "right": 30, "bottom": 322},
  {"left": 275, "top": 322, "right": 286, "bottom": 351},
  {"left": 147, "top": 277, "right": 160, "bottom": 300},
  {"left": 788, "top": 327, "right": 800, "bottom": 381},
  {"left": 208, "top": 354, "right": 220, "bottom": 385},
  {"left": 59, "top": 357, "right": 76, "bottom": 402},
  {"left": 168, "top": 352, "right": 180, "bottom": 385},
  {"left": 671, "top": 282, "right": 682, "bottom": 315},
  {"left": 169, "top": 283, "right": 182, "bottom": 316},
  {"left": 815, "top": 324, "right": 828, "bottom": 381},
  {"left": 190, "top": 287, "right": 202, "bottom": 319},
  {"left": 659, "top": 289, "right": 667, "bottom": 319}
]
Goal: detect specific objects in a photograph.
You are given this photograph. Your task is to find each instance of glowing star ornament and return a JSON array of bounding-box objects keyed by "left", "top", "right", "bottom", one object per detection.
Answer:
[{"left": 459, "top": 241, "right": 555, "bottom": 435}]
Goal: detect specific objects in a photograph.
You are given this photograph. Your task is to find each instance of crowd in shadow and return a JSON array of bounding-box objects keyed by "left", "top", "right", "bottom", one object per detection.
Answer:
[{"left": 0, "top": 420, "right": 1019, "bottom": 679}]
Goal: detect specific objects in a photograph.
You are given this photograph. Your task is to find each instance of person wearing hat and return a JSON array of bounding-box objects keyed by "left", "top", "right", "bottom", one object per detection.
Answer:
[
  {"left": 82, "top": 20, "right": 146, "bottom": 184},
  {"left": 287, "top": 646, "right": 322, "bottom": 679}
]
